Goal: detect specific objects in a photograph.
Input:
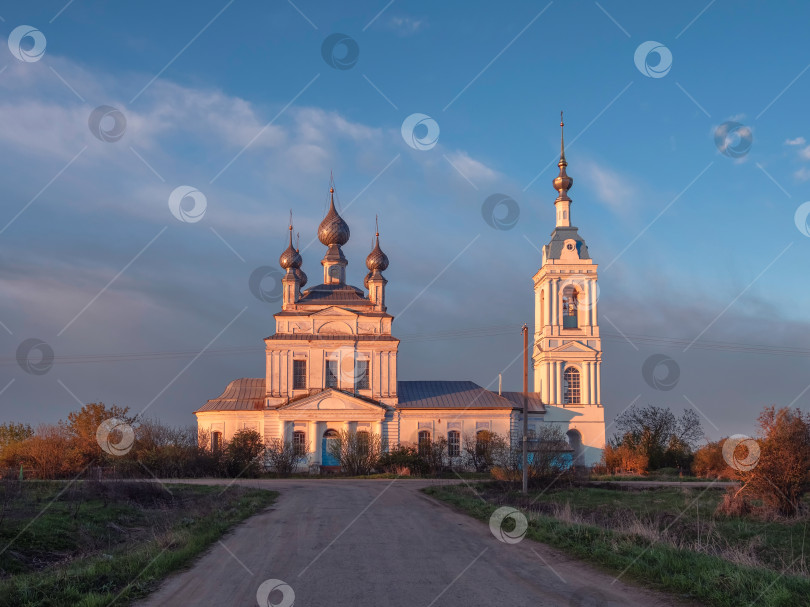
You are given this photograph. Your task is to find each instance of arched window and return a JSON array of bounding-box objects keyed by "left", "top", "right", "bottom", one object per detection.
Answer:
[
  {"left": 562, "top": 286, "right": 578, "bottom": 328},
  {"left": 293, "top": 431, "right": 307, "bottom": 456},
  {"left": 211, "top": 431, "right": 222, "bottom": 453},
  {"left": 566, "top": 429, "right": 583, "bottom": 466},
  {"left": 356, "top": 430, "right": 370, "bottom": 456},
  {"left": 563, "top": 367, "right": 581, "bottom": 404},
  {"left": 417, "top": 430, "right": 431, "bottom": 456},
  {"left": 447, "top": 431, "right": 461, "bottom": 458}
]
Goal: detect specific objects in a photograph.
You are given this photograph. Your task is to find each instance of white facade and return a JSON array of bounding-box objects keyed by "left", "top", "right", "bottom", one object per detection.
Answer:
[{"left": 196, "top": 124, "right": 606, "bottom": 469}]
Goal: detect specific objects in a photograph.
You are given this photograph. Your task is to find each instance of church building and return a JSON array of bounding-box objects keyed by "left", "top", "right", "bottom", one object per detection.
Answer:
[{"left": 195, "top": 119, "right": 606, "bottom": 469}]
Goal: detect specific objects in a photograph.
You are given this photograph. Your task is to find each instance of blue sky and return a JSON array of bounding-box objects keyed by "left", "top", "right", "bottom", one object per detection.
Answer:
[{"left": 1, "top": 0, "right": 809, "bottom": 440}]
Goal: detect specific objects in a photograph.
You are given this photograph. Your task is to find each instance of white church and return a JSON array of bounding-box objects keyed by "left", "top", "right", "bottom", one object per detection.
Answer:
[{"left": 195, "top": 119, "right": 606, "bottom": 469}]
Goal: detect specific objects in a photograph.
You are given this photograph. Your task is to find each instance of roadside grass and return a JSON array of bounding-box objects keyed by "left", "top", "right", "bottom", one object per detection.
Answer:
[
  {"left": 589, "top": 467, "right": 709, "bottom": 482},
  {"left": 0, "top": 480, "right": 277, "bottom": 607},
  {"left": 424, "top": 483, "right": 810, "bottom": 607}
]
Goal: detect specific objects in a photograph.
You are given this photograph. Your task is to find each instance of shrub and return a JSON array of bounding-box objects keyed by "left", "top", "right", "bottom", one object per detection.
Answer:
[
  {"left": 692, "top": 439, "right": 734, "bottom": 479},
  {"left": 221, "top": 429, "right": 265, "bottom": 478},
  {"left": 737, "top": 406, "right": 810, "bottom": 517},
  {"left": 265, "top": 437, "right": 305, "bottom": 476},
  {"left": 327, "top": 430, "right": 382, "bottom": 476},
  {"left": 378, "top": 445, "right": 429, "bottom": 476}
]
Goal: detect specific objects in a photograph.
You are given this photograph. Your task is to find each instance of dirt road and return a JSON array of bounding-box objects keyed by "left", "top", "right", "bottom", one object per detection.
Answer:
[{"left": 138, "top": 479, "right": 691, "bottom": 607}]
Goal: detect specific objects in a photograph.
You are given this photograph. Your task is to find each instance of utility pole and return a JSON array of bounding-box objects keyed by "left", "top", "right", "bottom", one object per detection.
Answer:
[{"left": 522, "top": 323, "right": 529, "bottom": 494}]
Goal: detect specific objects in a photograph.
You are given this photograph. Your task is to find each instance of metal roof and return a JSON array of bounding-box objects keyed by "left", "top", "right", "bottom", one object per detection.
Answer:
[
  {"left": 298, "top": 283, "right": 372, "bottom": 305},
  {"left": 500, "top": 391, "right": 547, "bottom": 413},
  {"left": 195, "top": 378, "right": 265, "bottom": 412},
  {"left": 396, "top": 381, "right": 516, "bottom": 409},
  {"left": 546, "top": 226, "right": 590, "bottom": 260}
]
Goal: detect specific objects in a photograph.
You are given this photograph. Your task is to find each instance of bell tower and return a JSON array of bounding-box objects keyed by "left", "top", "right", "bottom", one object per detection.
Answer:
[{"left": 532, "top": 114, "right": 605, "bottom": 465}]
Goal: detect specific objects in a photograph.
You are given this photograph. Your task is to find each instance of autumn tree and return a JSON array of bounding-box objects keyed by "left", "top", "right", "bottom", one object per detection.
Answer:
[
  {"left": 66, "top": 402, "right": 133, "bottom": 466},
  {"left": 736, "top": 407, "right": 810, "bottom": 517},
  {"left": 612, "top": 405, "right": 703, "bottom": 470},
  {"left": 692, "top": 439, "right": 734, "bottom": 479}
]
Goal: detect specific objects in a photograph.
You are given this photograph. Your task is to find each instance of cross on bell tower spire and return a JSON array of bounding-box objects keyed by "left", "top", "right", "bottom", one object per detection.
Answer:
[{"left": 553, "top": 111, "right": 574, "bottom": 227}]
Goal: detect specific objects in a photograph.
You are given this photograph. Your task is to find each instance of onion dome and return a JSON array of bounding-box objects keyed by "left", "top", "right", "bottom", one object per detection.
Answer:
[
  {"left": 553, "top": 112, "right": 573, "bottom": 200},
  {"left": 279, "top": 225, "right": 302, "bottom": 269},
  {"left": 363, "top": 271, "right": 372, "bottom": 289},
  {"left": 318, "top": 187, "right": 350, "bottom": 247},
  {"left": 365, "top": 231, "right": 389, "bottom": 272},
  {"left": 294, "top": 267, "right": 307, "bottom": 288}
]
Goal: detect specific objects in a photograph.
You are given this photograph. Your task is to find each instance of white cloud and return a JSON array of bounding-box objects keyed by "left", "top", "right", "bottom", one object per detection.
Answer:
[
  {"left": 794, "top": 167, "right": 810, "bottom": 181},
  {"left": 579, "top": 159, "right": 637, "bottom": 214},
  {"left": 799, "top": 146, "right": 810, "bottom": 161},
  {"left": 444, "top": 150, "right": 499, "bottom": 184},
  {"left": 785, "top": 136, "right": 806, "bottom": 146},
  {"left": 388, "top": 16, "right": 425, "bottom": 35}
]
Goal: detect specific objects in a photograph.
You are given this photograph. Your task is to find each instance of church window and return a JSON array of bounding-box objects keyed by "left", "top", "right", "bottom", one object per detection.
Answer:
[
  {"left": 211, "top": 431, "right": 222, "bottom": 453},
  {"left": 355, "top": 360, "right": 369, "bottom": 390},
  {"left": 562, "top": 286, "right": 578, "bottom": 329},
  {"left": 418, "top": 430, "right": 431, "bottom": 456},
  {"left": 447, "top": 431, "right": 461, "bottom": 457},
  {"left": 293, "top": 431, "right": 307, "bottom": 456},
  {"left": 325, "top": 359, "right": 338, "bottom": 388},
  {"left": 293, "top": 360, "right": 307, "bottom": 389},
  {"left": 563, "top": 367, "right": 581, "bottom": 404},
  {"left": 357, "top": 431, "right": 370, "bottom": 456}
]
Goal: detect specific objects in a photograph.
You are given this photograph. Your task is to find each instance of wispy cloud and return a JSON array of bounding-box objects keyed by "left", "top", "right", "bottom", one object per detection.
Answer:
[
  {"left": 387, "top": 16, "right": 425, "bottom": 36},
  {"left": 785, "top": 136, "right": 806, "bottom": 146}
]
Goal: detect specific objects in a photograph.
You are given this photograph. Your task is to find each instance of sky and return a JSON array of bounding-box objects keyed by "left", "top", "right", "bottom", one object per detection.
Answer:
[{"left": 0, "top": 0, "right": 809, "bottom": 441}]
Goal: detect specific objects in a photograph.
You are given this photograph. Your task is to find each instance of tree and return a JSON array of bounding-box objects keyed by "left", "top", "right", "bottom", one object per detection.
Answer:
[
  {"left": 222, "top": 429, "right": 266, "bottom": 477},
  {"left": 612, "top": 405, "right": 703, "bottom": 470},
  {"left": 463, "top": 430, "right": 504, "bottom": 472},
  {"left": 22, "top": 425, "right": 80, "bottom": 479},
  {"left": 603, "top": 437, "right": 649, "bottom": 474},
  {"left": 736, "top": 407, "right": 810, "bottom": 517},
  {"left": 0, "top": 423, "right": 33, "bottom": 452},
  {"left": 265, "top": 437, "right": 305, "bottom": 476},
  {"left": 327, "top": 430, "right": 382, "bottom": 475},
  {"left": 692, "top": 439, "right": 733, "bottom": 479},
  {"left": 66, "top": 402, "right": 133, "bottom": 466},
  {"left": 528, "top": 425, "right": 573, "bottom": 481}
]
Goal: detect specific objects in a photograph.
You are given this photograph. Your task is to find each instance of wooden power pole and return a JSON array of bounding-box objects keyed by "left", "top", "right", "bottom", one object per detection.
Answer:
[{"left": 522, "top": 323, "right": 529, "bottom": 494}]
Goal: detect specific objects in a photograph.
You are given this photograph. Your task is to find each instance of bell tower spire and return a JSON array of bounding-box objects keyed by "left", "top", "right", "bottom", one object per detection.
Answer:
[{"left": 553, "top": 112, "right": 574, "bottom": 227}]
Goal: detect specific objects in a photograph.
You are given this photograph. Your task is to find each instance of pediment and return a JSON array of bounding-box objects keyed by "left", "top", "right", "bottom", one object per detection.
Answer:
[
  {"left": 310, "top": 307, "right": 359, "bottom": 318},
  {"left": 549, "top": 340, "right": 595, "bottom": 353},
  {"left": 279, "top": 389, "right": 387, "bottom": 412}
]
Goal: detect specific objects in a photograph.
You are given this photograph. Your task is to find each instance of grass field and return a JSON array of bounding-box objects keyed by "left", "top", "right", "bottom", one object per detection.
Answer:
[
  {"left": 0, "top": 480, "right": 277, "bottom": 607},
  {"left": 424, "top": 482, "right": 810, "bottom": 607}
]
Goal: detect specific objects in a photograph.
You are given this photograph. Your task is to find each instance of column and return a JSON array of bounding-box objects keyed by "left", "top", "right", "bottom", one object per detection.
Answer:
[
  {"left": 544, "top": 362, "right": 551, "bottom": 403},
  {"left": 582, "top": 362, "right": 590, "bottom": 405},
  {"left": 314, "top": 421, "right": 324, "bottom": 464},
  {"left": 596, "top": 363, "right": 601, "bottom": 405},
  {"left": 307, "top": 420, "right": 316, "bottom": 462},
  {"left": 283, "top": 420, "right": 293, "bottom": 444},
  {"left": 374, "top": 420, "right": 384, "bottom": 450},
  {"left": 556, "top": 361, "right": 563, "bottom": 405},
  {"left": 550, "top": 280, "right": 558, "bottom": 327},
  {"left": 584, "top": 280, "right": 592, "bottom": 327}
]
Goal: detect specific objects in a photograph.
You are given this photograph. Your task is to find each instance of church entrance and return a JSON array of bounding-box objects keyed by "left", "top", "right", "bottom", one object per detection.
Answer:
[{"left": 321, "top": 429, "right": 340, "bottom": 467}]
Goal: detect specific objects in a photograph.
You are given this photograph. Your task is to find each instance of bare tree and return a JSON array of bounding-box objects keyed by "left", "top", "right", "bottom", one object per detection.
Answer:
[
  {"left": 265, "top": 437, "right": 307, "bottom": 476},
  {"left": 327, "top": 430, "right": 382, "bottom": 475}
]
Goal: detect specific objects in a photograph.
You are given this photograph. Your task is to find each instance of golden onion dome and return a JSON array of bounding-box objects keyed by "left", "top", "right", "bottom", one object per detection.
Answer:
[
  {"left": 365, "top": 232, "right": 389, "bottom": 272},
  {"left": 318, "top": 187, "right": 350, "bottom": 247},
  {"left": 279, "top": 226, "right": 302, "bottom": 269}
]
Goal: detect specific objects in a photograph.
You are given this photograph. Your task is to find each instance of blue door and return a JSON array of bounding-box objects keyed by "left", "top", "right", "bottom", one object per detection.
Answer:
[{"left": 321, "top": 429, "right": 340, "bottom": 466}]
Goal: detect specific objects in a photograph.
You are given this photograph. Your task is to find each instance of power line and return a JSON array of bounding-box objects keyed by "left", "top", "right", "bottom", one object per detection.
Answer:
[{"left": 2, "top": 324, "right": 809, "bottom": 366}]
